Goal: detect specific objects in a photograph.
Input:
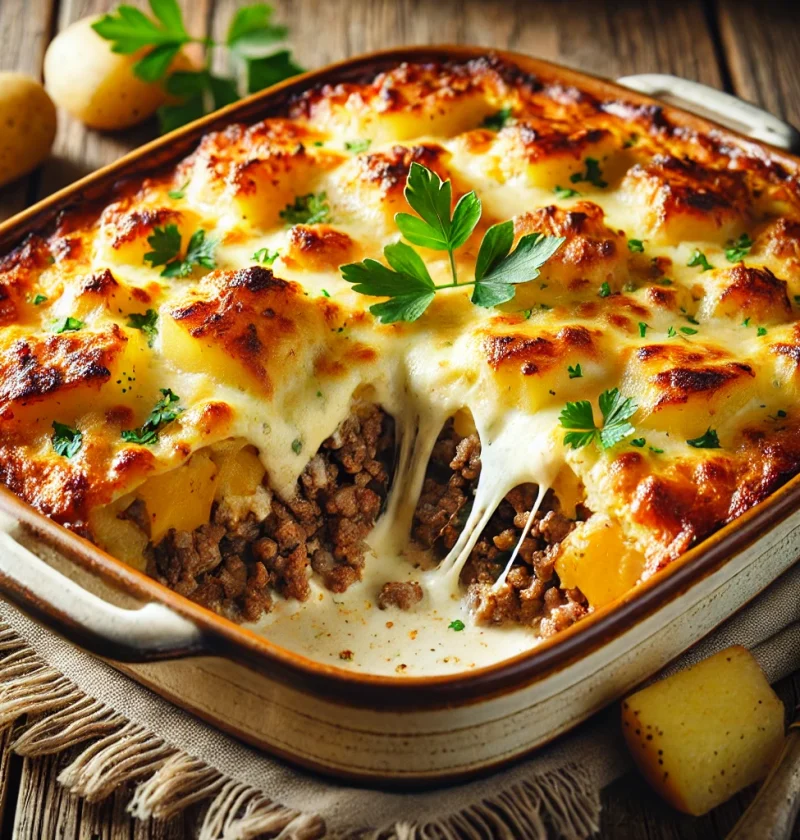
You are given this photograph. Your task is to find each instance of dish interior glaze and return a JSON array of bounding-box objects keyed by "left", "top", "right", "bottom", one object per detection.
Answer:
[{"left": 2, "top": 55, "right": 800, "bottom": 676}]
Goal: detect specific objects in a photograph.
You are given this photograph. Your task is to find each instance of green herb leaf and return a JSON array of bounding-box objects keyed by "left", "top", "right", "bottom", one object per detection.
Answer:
[
  {"left": 448, "top": 619, "right": 466, "bottom": 631},
  {"left": 554, "top": 185, "right": 580, "bottom": 199},
  {"left": 168, "top": 179, "right": 190, "bottom": 200},
  {"left": 246, "top": 50, "right": 303, "bottom": 93},
  {"left": 474, "top": 220, "right": 514, "bottom": 283},
  {"left": 686, "top": 428, "right": 720, "bottom": 449},
  {"left": 679, "top": 326, "right": 698, "bottom": 335},
  {"left": 687, "top": 249, "right": 714, "bottom": 271},
  {"left": 291, "top": 438, "right": 303, "bottom": 455},
  {"left": 568, "top": 364, "right": 582, "bottom": 379},
  {"left": 742, "top": 317, "right": 751, "bottom": 327},
  {"left": 481, "top": 107, "right": 512, "bottom": 130},
  {"left": 280, "top": 192, "right": 331, "bottom": 226},
  {"left": 631, "top": 438, "right": 645, "bottom": 447},
  {"left": 599, "top": 281, "right": 611, "bottom": 298},
  {"left": 144, "top": 223, "right": 182, "bottom": 269},
  {"left": 472, "top": 232, "right": 564, "bottom": 308},
  {"left": 31, "top": 293, "right": 48, "bottom": 306},
  {"left": 52, "top": 421, "right": 82, "bottom": 459},
  {"left": 757, "top": 326, "right": 768, "bottom": 337},
  {"left": 638, "top": 322, "right": 648, "bottom": 338},
  {"left": 126, "top": 309, "right": 159, "bottom": 346},
  {"left": 667, "top": 326, "right": 677, "bottom": 338},
  {"left": 252, "top": 247, "right": 279, "bottom": 265},
  {"left": 157, "top": 94, "right": 205, "bottom": 134},
  {"left": 559, "top": 387, "right": 637, "bottom": 450},
  {"left": 227, "top": 3, "right": 287, "bottom": 57},
  {"left": 344, "top": 138, "right": 371, "bottom": 154},
  {"left": 121, "top": 388, "right": 183, "bottom": 445},
  {"left": 627, "top": 239, "right": 644, "bottom": 253},
  {"left": 570, "top": 157, "right": 607, "bottom": 188},
  {"left": 53, "top": 316, "right": 85, "bottom": 333},
  {"left": 725, "top": 233, "right": 754, "bottom": 263},
  {"left": 649, "top": 446, "right": 664, "bottom": 454}
]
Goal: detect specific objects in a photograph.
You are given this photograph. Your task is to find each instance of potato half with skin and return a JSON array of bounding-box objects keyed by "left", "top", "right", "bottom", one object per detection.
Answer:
[
  {"left": 44, "top": 16, "right": 187, "bottom": 130},
  {"left": 622, "top": 646, "right": 785, "bottom": 816},
  {"left": 0, "top": 74, "right": 56, "bottom": 187}
]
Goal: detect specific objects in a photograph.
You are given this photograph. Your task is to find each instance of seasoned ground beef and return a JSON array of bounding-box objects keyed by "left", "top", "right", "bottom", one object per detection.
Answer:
[
  {"left": 145, "top": 403, "right": 395, "bottom": 622},
  {"left": 378, "top": 581, "right": 423, "bottom": 611},
  {"left": 411, "top": 419, "right": 589, "bottom": 635}
]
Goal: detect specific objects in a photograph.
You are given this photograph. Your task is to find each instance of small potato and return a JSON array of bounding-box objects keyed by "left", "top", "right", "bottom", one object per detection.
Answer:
[
  {"left": 0, "top": 74, "right": 56, "bottom": 187},
  {"left": 622, "top": 645, "right": 785, "bottom": 816},
  {"left": 44, "top": 16, "right": 186, "bottom": 130}
]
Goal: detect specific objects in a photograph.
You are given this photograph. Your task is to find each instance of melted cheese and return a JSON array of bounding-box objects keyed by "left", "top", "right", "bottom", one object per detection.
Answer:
[{"left": 3, "top": 57, "right": 800, "bottom": 673}]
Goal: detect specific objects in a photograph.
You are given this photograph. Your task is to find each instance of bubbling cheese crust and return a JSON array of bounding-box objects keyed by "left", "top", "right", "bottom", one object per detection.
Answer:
[{"left": 3, "top": 56, "right": 800, "bottom": 626}]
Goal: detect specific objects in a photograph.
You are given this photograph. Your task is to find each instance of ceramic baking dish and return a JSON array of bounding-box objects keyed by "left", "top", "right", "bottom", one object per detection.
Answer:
[{"left": 0, "top": 45, "right": 799, "bottom": 784}]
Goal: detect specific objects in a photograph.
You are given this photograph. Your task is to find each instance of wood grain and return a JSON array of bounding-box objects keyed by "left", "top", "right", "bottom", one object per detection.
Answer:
[{"left": 0, "top": 0, "right": 799, "bottom": 837}]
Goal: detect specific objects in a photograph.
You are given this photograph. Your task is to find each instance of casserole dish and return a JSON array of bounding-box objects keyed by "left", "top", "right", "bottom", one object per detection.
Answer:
[{"left": 1, "top": 45, "right": 800, "bottom": 783}]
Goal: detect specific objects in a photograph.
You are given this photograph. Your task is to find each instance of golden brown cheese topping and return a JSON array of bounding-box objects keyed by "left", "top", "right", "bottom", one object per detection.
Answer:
[{"left": 2, "top": 56, "right": 800, "bottom": 627}]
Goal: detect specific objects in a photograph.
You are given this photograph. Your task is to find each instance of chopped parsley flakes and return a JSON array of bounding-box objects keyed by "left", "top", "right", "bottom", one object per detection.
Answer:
[
  {"left": 280, "top": 192, "right": 331, "bottom": 226},
  {"left": 126, "top": 309, "right": 158, "bottom": 346},
  {"left": 53, "top": 316, "right": 85, "bottom": 333},
  {"left": 121, "top": 389, "right": 183, "bottom": 445},
  {"left": 52, "top": 422, "right": 82, "bottom": 459}
]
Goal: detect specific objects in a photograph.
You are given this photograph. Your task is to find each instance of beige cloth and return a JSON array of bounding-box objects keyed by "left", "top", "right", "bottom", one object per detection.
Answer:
[{"left": 0, "top": 559, "right": 799, "bottom": 839}]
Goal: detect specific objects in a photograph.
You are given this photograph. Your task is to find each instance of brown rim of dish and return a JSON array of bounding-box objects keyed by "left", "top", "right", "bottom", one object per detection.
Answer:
[{"left": 1, "top": 45, "right": 800, "bottom": 711}]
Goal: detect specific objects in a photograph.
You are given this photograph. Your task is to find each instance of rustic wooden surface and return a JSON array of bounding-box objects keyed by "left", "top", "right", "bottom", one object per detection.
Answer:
[{"left": 0, "top": 0, "right": 799, "bottom": 836}]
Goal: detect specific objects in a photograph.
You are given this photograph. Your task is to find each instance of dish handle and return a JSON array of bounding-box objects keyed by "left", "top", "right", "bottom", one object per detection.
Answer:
[
  {"left": 0, "top": 514, "right": 205, "bottom": 661},
  {"left": 616, "top": 73, "right": 800, "bottom": 152}
]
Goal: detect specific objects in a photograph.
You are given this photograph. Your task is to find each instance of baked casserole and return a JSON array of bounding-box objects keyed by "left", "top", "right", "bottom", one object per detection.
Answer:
[{"left": 2, "top": 56, "right": 800, "bottom": 671}]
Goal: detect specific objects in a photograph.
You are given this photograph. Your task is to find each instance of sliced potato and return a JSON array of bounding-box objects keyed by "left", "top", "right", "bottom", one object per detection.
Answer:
[
  {"left": 622, "top": 645, "right": 785, "bottom": 816},
  {"left": 0, "top": 74, "right": 56, "bottom": 187}
]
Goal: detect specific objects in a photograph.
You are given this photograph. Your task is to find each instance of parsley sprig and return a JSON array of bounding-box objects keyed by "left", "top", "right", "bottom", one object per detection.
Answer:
[
  {"left": 144, "top": 224, "right": 216, "bottom": 278},
  {"left": 570, "top": 157, "right": 607, "bottom": 188},
  {"left": 687, "top": 249, "right": 714, "bottom": 272},
  {"left": 52, "top": 422, "right": 82, "bottom": 459},
  {"left": 686, "top": 428, "right": 721, "bottom": 449},
  {"left": 92, "top": 1, "right": 303, "bottom": 133},
  {"left": 559, "top": 388, "right": 638, "bottom": 450},
  {"left": 340, "top": 163, "right": 564, "bottom": 323},
  {"left": 126, "top": 309, "right": 159, "bottom": 346},
  {"left": 121, "top": 388, "right": 183, "bottom": 445},
  {"left": 280, "top": 192, "right": 331, "bottom": 226},
  {"left": 725, "top": 233, "right": 754, "bottom": 263}
]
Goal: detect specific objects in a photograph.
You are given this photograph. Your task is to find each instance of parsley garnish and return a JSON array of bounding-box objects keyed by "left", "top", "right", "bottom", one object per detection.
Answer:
[
  {"left": 448, "top": 619, "right": 465, "bottom": 631},
  {"left": 757, "top": 326, "right": 767, "bottom": 336},
  {"left": 599, "top": 282, "right": 611, "bottom": 298},
  {"left": 570, "top": 157, "right": 607, "bottom": 188},
  {"left": 168, "top": 179, "right": 190, "bottom": 200},
  {"left": 53, "top": 316, "right": 85, "bottom": 333},
  {"left": 252, "top": 247, "right": 279, "bottom": 265},
  {"left": 559, "top": 388, "right": 638, "bottom": 450},
  {"left": 679, "top": 326, "right": 698, "bottom": 336},
  {"left": 568, "top": 364, "right": 582, "bottom": 379},
  {"left": 121, "top": 389, "right": 183, "bottom": 445},
  {"left": 340, "top": 163, "right": 564, "bottom": 323},
  {"left": 344, "top": 139, "right": 371, "bottom": 154},
  {"left": 291, "top": 438, "right": 303, "bottom": 455},
  {"left": 742, "top": 317, "right": 751, "bottom": 327},
  {"left": 684, "top": 314, "right": 700, "bottom": 325},
  {"left": 630, "top": 438, "right": 646, "bottom": 447},
  {"left": 638, "top": 322, "right": 648, "bottom": 338},
  {"left": 687, "top": 249, "right": 714, "bottom": 271},
  {"left": 554, "top": 185, "right": 580, "bottom": 199},
  {"left": 92, "top": 3, "right": 302, "bottom": 133},
  {"left": 52, "top": 422, "right": 82, "bottom": 459},
  {"left": 280, "top": 192, "right": 331, "bottom": 225},
  {"left": 667, "top": 326, "right": 678, "bottom": 338},
  {"left": 649, "top": 446, "right": 664, "bottom": 454},
  {"left": 144, "top": 224, "right": 217, "bottom": 278},
  {"left": 627, "top": 239, "right": 644, "bottom": 253},
  {"left": 725, "top": 233, "right": 753, "bottom": 263},
  {"left": 126, "top": 309, "right": 159, "bottom": 346},
  {"left": 686, "top": 428, "right": 721, "bottom": 449},
  {"left": 481, "top": 107, "right": 512, "bottom": 130},
  {"left": 31, "top": 293, "right": 48, "bottom": 306}
]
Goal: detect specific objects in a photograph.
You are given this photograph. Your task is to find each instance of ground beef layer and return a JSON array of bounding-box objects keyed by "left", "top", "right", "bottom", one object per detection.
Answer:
[
  {"left": 144, "top": 403, "right": 395, "bottom": 623},
  {"left": 410, "top": 420, "right": 589, "bottom": 636}
]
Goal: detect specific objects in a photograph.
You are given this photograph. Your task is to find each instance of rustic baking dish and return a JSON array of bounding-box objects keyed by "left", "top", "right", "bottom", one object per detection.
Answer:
[{"left": 1, "top": 45, "right": 800, "bottom": 784}]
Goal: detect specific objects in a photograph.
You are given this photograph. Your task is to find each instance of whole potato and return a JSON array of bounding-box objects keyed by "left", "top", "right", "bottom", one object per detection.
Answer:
[
  {"left": 0, "top": 74, "right": 57, "bottom": 188},
  {"left": 44, "top": 16, "right": 187, "bottom": 130}
]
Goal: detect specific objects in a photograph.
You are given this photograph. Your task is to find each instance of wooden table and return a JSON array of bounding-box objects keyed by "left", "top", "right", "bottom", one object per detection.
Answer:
[{"left": 0, "top": 0, "right": 799, "bottom": 836}]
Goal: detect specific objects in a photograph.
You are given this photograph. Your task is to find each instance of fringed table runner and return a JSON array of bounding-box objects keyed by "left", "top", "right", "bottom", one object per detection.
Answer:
[{"left": 0, "top": 560, "right": 799, "bottom": 840}]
